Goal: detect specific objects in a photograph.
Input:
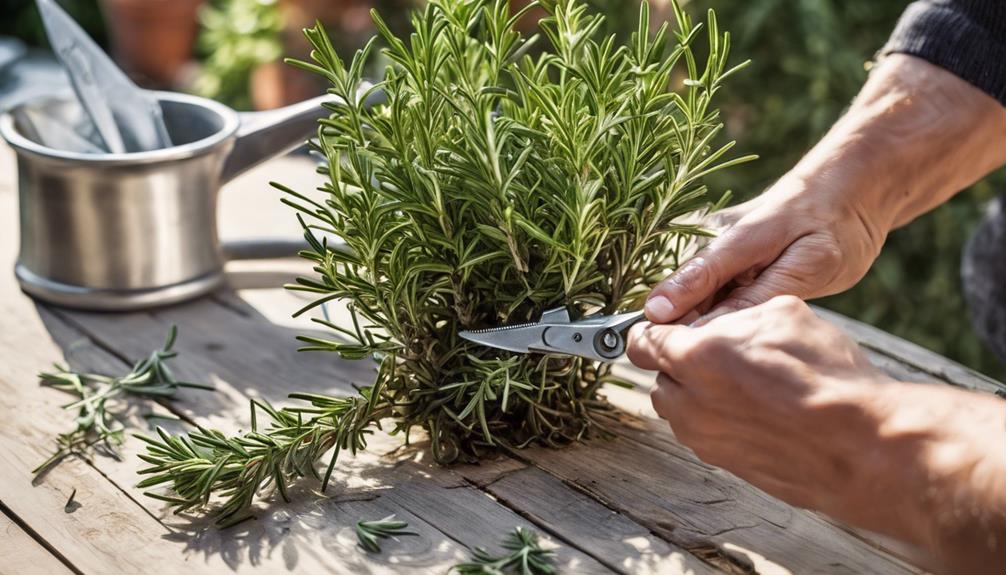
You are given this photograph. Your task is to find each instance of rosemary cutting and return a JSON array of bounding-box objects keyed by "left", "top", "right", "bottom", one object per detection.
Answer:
[
  {"left": 137, "top": 386, "right": 386, "bottom": 527},
  {"left": 356, "top": 515, "right": 416, "bottom": 552},
  {"left": 139, "top": 0, "right": 752, "bottom": 523},
  {"left": 454, "top": 527, "right": 556, "bottom": 575},
  {"left": 34, "top": 327, "right": 212, "bottom": 476}
]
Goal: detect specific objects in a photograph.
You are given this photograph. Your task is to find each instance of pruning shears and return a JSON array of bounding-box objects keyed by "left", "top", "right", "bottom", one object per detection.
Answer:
[{"left": 458, "top": 308, "right": 646, "bottom": 363}]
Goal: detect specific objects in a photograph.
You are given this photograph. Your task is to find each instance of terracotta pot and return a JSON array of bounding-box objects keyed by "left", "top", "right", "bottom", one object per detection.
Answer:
[
  {"left": 275, "top": 0, "right": 371, "bottom": 109},
  {"left": 100, "top": 0, "right": 204, "bottom": 87},
  {"left": 510, "top": 0, "right": 546, "bottom": 32},
  {"left": 250, "top": 60, "right": 318, "bottom": 110}
]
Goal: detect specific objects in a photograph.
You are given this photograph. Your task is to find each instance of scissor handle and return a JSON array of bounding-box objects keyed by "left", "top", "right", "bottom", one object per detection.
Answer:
[
  {"left": 539, "top": 310, "right": 646, "bottom": 362},
  {"left": 592, "top": 310, "right": 646, "bottom": 360}
]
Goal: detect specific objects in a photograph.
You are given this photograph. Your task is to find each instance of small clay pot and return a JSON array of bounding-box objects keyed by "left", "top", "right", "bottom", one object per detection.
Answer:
[
  {"left": 250, "top": 60, "right": 318, "bottom": 110},
  {"left": 100, "top": 0, "right": 205, "bottom": 87}
]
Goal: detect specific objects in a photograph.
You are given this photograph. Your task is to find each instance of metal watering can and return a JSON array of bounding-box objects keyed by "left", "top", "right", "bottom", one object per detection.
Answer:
[{"left": 0, "top": 91, "right": 375, "bottom": 311}]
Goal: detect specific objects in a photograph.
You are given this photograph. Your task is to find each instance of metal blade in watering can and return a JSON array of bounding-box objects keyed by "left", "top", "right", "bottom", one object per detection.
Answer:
[
  {"left": 34, "top": 0, "right": 172, "bottom": 153},
  {"left": 11, "top": 104, "right": 104, "bottom": 154}
]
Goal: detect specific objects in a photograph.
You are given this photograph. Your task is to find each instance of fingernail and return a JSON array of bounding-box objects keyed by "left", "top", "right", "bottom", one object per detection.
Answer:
[{"left": 645, "top": 295, "right": 675, "bottom": 322}]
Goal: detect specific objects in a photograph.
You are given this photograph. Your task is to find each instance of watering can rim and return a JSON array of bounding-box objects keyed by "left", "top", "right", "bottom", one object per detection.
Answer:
[{"left": 0, "top": 90, "right": 241, "bottom": 166}]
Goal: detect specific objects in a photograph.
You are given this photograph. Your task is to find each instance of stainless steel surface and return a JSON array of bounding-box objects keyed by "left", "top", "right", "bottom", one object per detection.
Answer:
[
  {"left": 0, "top": 89, "right": 339, "bottom": 310},
  {"left": 0, "top": 37, "right": 26, "bottom": 74},
  {"left": 11, "top": 104, "right": 104, "bottom": 153},
  {"left": 35, "top": 0, "right": 171, "bottom": 153},
  {"left": 459, "top": 308, "right": 646, "bottom": 362}
]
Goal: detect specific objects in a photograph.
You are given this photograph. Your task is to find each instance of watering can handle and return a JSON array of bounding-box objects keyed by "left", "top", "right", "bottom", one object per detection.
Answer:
[{"left": 220, "top": 84, "right": 384, "bottom": 184}]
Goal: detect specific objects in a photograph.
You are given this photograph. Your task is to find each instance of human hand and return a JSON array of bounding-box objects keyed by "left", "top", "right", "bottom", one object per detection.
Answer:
[
  {"left": 627, "top": 296, "right": 1006, "bottom": 573},
  {"left": 646, "top": 54, "right": 1006, "bottom": 325},
  {"left": 645, "top": 176, "right": 885, "bottom": 324},
  {"left": 628, "top": 296, "right": 890, "bottom": 513}
]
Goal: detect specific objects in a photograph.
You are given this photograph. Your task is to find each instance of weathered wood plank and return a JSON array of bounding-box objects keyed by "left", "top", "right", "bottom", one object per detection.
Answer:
[
  {"left": 469, "top": 464, "right": 721, "bottom": 575},
  {"left": 814, "top": 307, "right": 1005, "bottom": 395},
  {"left": 0, "top": 183, "right": 256, "bottom": 575},
  {"left": 0, "top": 511, "right": 76, "bottom": 575},
  {"left": 513, "top": 428, "right": 922, "bottom": 575}
]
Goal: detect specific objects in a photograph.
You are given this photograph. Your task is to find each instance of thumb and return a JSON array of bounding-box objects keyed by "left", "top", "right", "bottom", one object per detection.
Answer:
[{"left": 645, "top": 221, "right": 787, "bottom": 323}]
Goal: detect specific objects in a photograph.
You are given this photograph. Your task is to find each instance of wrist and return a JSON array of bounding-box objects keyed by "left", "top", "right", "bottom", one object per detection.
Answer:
[
  {"left": 865, "top": 384, "right": 1006, "bottom": 556},
  {"left": 783, "top": 54, "right": 1006, "bottom": 236}
]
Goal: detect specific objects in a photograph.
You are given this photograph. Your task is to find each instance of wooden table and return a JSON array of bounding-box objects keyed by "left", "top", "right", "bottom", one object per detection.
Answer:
[{"left": 2, "top": 143, "right": 1004, "bottom": 575}]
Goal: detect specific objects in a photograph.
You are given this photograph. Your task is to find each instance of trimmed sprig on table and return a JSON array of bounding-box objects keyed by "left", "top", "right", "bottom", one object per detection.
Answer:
[
  {"left": 137, "top": 0, "right": 752, "bottom": 526},
  {"left": 34, "top": 327, "right": 212, "bottom": 476}
]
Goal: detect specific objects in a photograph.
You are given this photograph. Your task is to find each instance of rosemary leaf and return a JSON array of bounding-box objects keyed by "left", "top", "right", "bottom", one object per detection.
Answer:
[
  {"left": 355, "top": 514, "right": 417, "bottom": 553},
  {"left": 33, "top": 327, "right": 211, "bottom": 477},
  {"left": 454, "top": 527, "right": 556, "bottom": 575}
]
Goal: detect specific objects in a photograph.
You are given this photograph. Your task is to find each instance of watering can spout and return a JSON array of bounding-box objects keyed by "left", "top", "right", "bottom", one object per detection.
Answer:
[{"left": 221, "top": 84, "right": 384, "bottom": 183}]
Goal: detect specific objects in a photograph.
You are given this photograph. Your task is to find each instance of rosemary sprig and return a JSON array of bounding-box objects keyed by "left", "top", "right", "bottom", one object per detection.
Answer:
[
  {"left": 356, "top": 514, "right": 416, "bottom": 552},
  {"left": 454, "top": 527, "right": 556, "bottom": 575},
  {"left": 135, "top": 383, "right": 388, "bottom": 527},
  {"left": 33, "top": 327, "right": 212, "bottom": 476}
]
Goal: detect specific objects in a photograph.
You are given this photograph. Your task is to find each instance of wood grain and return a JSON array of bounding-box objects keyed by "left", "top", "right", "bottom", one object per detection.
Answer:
[
  {"left": 0, "top": 511, "right": 75, "bottom": 575},
  {"left": 816, "top": 307, "right": 1006, "bottom": 395}
]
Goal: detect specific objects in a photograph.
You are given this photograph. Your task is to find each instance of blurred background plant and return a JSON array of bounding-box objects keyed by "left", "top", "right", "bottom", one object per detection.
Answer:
[
  {"left": 192, "top": 0, "right": 284, "bottom": 110},
  {"left": 2, "top": 0, "right": 1003, "bottom": 377},
  {"left": 0, "top": 0, "right": 107, "bottom": 48}
]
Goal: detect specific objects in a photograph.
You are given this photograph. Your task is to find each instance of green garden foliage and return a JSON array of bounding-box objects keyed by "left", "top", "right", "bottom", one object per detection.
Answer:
[{"left": 193, "top": 0, "right": 284, "bottom": 110}]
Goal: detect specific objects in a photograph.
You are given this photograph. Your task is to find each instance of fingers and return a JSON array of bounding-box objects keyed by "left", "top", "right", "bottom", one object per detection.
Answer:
[
  {"left": 645, "top": 220, "right": 788, "bottom": 324},
  {"left": 694, "top": 235, "right": 843, "bottom": 325},
  {"left": 649, "top": 372, "right": 681, "bottom": 421},
  {"left": 626, "top": 321, "right": 691, "bottom": 375}
]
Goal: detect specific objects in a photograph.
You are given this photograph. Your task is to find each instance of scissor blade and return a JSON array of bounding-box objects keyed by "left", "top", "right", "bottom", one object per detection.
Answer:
[{"left": 458, "top": 323, "right": 544, "bottom": 354}]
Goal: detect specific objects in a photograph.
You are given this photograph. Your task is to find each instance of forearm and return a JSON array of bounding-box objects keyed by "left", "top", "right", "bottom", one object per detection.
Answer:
[
  {"left": 787, "top": 54, "right": 1006, "bottom": 235},
  {"left": 834, "top": 382, "right": 1006, "bottom": 574}
]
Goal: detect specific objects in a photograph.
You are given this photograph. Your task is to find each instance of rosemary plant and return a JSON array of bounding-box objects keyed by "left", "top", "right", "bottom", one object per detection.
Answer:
[
  {"left": 34, "top": 327, "right": 212, "bottom": 476},
  {"left": 139, "top": 0, "right": 752, "bottom": 524}
]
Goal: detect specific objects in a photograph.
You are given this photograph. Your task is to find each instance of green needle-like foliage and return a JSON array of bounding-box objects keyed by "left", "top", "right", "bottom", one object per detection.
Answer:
[
  {"left": 34, "top": 327, "right": 213, "bottom": 476},
  {"left": 356, "top": 514, "right": 417, "bottom": 552},
  {"left": 136, "top": 385, "right": 387, "bottom": 527},
  {"left": 138, "top": 0, "right": 751, "bottom": 525},
  {"left": 454, "top": 527, "right": 556, "bottom": 575},
  {"left": 281, "top": 0, "right": 751, "bottom": 456}
]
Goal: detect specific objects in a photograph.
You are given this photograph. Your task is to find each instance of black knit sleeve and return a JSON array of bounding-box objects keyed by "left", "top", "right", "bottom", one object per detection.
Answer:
[{"left": 882, "top": 0, "right": 1006, "bottom": 105}]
